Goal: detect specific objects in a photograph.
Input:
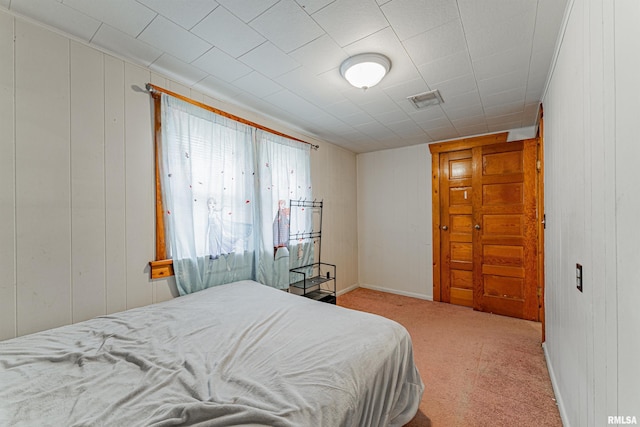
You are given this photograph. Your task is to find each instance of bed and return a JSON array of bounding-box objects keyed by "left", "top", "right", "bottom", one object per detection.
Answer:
[{"left": 0, "top": 280, "right": 424, "bottom": 426}]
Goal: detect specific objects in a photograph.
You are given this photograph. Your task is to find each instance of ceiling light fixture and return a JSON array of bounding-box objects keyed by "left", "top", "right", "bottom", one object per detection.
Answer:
[{"left": 340, "top": 53, "right": 391, "bottom": 90}]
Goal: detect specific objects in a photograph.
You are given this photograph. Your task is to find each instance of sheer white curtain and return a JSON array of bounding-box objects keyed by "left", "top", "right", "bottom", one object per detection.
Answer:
[
  {"left": 255, "top": 131, "right": 313, "bottom": 288},
  {"left": 160, "top": 95, "right": 255, "bottom": 295},
  {"left": 159, "top": 94, "right": 312, "bottom": 295}
]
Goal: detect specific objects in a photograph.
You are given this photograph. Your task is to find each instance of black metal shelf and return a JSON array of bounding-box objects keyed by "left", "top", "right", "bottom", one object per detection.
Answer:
[{"left": 288, "top": 200, "right": 336, "bottom": 304}]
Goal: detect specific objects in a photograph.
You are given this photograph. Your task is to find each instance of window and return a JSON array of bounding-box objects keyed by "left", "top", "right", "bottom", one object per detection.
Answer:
[{"left": 149, "top": 87, "right": 313, "bottom": 295}]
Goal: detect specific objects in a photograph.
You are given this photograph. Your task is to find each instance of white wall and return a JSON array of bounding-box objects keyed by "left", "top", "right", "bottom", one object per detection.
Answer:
[
  {"left": 357, "top": 144, "right": 432, "bottom": 299},
  {"left": 0, "top": 10, "right": 357, "bottom": 340},
  {"left": 543, "top": 0, "right": 640, "bottom": 424},
  {"left": 311, "top": 142, "right": 359, "bottom": 293},
  {"left": 614, "top": 0, "right": 640, "bottom": 417}
]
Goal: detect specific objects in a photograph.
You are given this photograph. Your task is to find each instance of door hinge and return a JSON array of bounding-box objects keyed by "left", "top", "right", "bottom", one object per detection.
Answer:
[
  {"left": 542, "top": 214, "right": 546, "bottom": 229},
  {"left": 536, "top": 160, "right": 541, "bottom": 171}
]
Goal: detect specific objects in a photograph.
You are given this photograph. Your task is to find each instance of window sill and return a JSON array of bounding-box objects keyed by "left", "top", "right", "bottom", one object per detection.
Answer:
[{"left": 150, "top": 259, "right": 174, "bottom": 279}]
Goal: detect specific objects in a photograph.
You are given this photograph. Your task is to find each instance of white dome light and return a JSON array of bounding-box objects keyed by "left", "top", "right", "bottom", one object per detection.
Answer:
[{"left": 340, "top": 53, "right": 391, "bottom": 90}]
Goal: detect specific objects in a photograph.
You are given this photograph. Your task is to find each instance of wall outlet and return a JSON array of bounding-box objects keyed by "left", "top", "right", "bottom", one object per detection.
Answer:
[{"left": 576, "top": 263, "right": 583, "bottom": 292}]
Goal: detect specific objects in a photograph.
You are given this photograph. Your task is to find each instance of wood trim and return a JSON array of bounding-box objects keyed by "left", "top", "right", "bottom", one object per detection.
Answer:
[
  {"left": 150, "top": 259, "right": 174, "bottom": 279},
  {"left": 431, "top": 152, "right": 441, "bottom": 301},
  {"left": 146, "top": 83, "right": 319, "bottom": 149},
  {"left": 523, "top": 138, "right": 540, "bottom": 321},
  {"left": 537, "top": 106, "right": 546, "bottom": 340},
  {"left": 471, "top": 146, "right": 483, "bottom": 311},
  {"left": 150, "top": 92, "right": 173, "bottom": 279},
  {"left": 428, "top": 132, "right": 509, "bottom": 154},
  {"left": 153, "top": 95, "right": 166, "bottom": 261}
]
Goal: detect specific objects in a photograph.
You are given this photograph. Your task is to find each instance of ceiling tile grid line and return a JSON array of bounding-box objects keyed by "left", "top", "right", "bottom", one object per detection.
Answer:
[{"left": 2, "top": 0, "right": 567, "bottom": 153}]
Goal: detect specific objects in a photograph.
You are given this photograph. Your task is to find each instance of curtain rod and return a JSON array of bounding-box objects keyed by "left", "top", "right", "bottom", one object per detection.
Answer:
[{"left": 145, "top": 83, "right": 319, "bottom": 150}]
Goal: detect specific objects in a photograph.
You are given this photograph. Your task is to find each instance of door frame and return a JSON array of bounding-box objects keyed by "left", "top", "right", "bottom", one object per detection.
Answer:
[{"left": 429, "top": 131, "right": 545, "bottom": 326}]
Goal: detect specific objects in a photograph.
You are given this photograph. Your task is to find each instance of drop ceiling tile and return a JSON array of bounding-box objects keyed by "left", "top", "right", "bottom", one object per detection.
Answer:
[
  {"left": 239, "top": 42, "right": 300, "bottom": 78},
  {"left": 250, "top": 0, "right": 324, "bottom": 53},
  {"left": 136, "top": 0, "right": 219, "bottom": 29},
  {"left": 263, "top": 89, "right": 325, "bottom": 119},
  {"left": 477, "top": 69, "right": 528, "bottom": 97},
  {"left": 195, "top": 75, "right": 243, "bottom": 103},
  {"left": 451, "top": 114, "right": 486, "bottom": 128},
  {"left": 457, "top": 0, "right": 536, "bottom": 35},
  {"left": 431, "top": 74, "right": 477, "bottom": 101},
  {"left": 488, "top": 121, "right": 522, "bottom": 133},
  {"left": 386, "top": 118, "right": 423, "bottom": 134},
  {"left": 381, "top": 0, "right": 459, "bottom": 41},
  {"left": 342, "top": 86, "right": 391, "bottom": 110},
  {"left": 0, "top": 0, "right": 9, "bottom": 8},
  {"left": 294, "top": 0, "right": 334, "bottom": 15},
  {"left": 289, "top": 35, "right": 348, "bottom": 75},
  {"left": 192, "top": 47, "right": 252, "bottom": 82},
  {"left": 531, "top": 0, "right": 567, "bottom": 53},
  {"left": 215, "top": 0, "right": 278, "bottom": 22},
  {"left": 232, "top": 71, "right": 283, "bottom": 98},
  {"left": 342, "top": 110, "right": 376, "bottom": 127},
  {"left": 150, "top": 53, "right": 208, "bottom": 85},
  {"left": 92, "top": 24, "right": 162, "bottom": 66},
  {"left": 443, "top": 104, "right": 484, "bottom": 121},
  {"left": 465, "top": 11, "right": 535, "bottom": 61},
  {"left": 523, "top": 102, "right": 540, "bottom": 122},
  {"left": 138, "top": 16, "right": 212, "bottom": 63},
  {"left": 408, "top": 106, "right": 448, "bottom": 124},
  {"left": 354, "top": 121, "right": 396, "bottom": 141},
  {"left": 484, "top": 101, "right": 524, "bottom": 117},
  {"left": 324, "top": 99, "right": 364, "bottom": 118},
  {"left": 192, "top": 6, "right": 265, "bottom": 57},
  {"left": 418, "top": 51, "right": 473, "bottom": 86},
  {"left": 472, "top": 45, "right": 530, "bottom": 81},
  {"left": 312, "top": 0, "right": 388, "bottom": 47},
  {"left": 383, "top": 78, "right": 431, "bottom": 104},
  {"left": 486, "top": 111, "right": 524, "bottom": 126},
  {"left": 482, "top": 86, "right": 526, "bottom": 107},
  {"left": 63, "top": 0, "right": 155, "bottom": 37},
  {"left": 442, "top": 89, "right": 482, "bottom": 108},
  {"left": 529, "top": 47, "right": 554, "bottom": 78},
  {"left": 414, "top": 115, "right": 452, "bottom": 130},
  {"left": 11, "top": 0, "right": 101, "bottom": 42},
  {"left": 275, "top": 67, "right": 345, "bottom": 107},
  {"left": 402, "top": 19, "right": 466, "bottom": 67},
  {"left": 373, "top": 108, "right": 409, "bottom": 124},
  {"left": 428, "top": 126, "right": 459, "bottom": 141},
  {"left": 455, "top": 123, "right": 488, "bottom": 136}
]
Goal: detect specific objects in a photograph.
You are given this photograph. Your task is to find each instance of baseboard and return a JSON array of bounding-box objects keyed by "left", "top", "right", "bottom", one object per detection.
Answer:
[
  {"left": 543, "top": 342, "right": 570, "bottom": 427},
  {"left": 337, "top": 283, "right": 359, "bottom": 296},
  {"left": 359, "top": 283, "right": 433, "bottom": 301}
]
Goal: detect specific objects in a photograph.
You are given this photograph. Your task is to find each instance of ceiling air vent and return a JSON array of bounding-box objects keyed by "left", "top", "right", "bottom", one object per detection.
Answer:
[{"left": 407, "top": 89, "right": 444, "bottom": 109}]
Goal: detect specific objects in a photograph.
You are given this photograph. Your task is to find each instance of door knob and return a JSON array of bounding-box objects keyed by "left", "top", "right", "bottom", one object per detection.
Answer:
[
  {"left": 474, "top": 224, "right": 481, "bottom": 230},
  {"left": 441, "top": 225, "right": 448, "bottom": 231}
]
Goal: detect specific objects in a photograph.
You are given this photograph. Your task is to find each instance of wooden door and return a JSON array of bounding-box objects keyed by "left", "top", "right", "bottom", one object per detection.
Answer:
[
  {"left": 440, "top": 150, "right": 474, "bottom": 307},
  {"left": 472, "top": 140, "right": 538, "bottom": 321},
  {"left": 431, "top": 134, "right": 539, "bottom": 321}
]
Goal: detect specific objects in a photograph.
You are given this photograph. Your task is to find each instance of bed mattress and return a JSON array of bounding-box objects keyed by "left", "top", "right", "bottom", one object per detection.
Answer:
[{"left": 0, "top": 280, "right": 423, "bottom": 426}]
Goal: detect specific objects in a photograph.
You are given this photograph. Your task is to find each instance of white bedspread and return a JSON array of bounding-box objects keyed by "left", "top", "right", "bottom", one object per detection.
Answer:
[{"left": 0, "top": 280, "right": 423, "bottom": 426}]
